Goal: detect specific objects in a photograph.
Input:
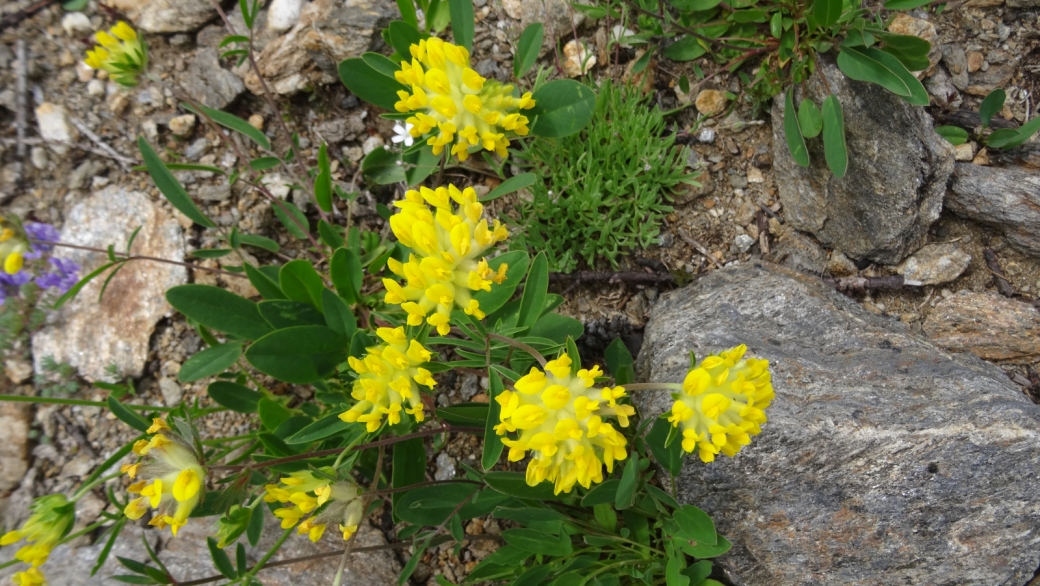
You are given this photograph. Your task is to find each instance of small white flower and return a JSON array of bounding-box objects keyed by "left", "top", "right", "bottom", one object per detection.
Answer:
[{"left": 391, "top": 122, "right": 414, "bottom": 147}]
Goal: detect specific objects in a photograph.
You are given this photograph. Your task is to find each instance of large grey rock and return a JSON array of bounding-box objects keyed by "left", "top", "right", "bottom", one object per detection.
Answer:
[
  {"left": 771, "top": 58, "right": 955, "bottom": 264},
  {"left": 635, "top": 262, "right": 1040, "bottom": 586},
  {"left": 32, "top": 187, "right": 186, "bottom": 382},
  {"left": 0, "top": 402, "right": 31, "bottom": 495},
  {"left": 104, "top": 0, "right": 216, "bottom": 33},
  {"left": 180, "top": 48, "right": 246, "bottom": 110},
  {"left": 923, "top": 291, "right": 1040, "bottom": 363},
  {"left": 948, "top": 163, "right": 1040, "bottom": 258},
  {"left": 243, "top": 0, "right": 398, "bottom": 95}
]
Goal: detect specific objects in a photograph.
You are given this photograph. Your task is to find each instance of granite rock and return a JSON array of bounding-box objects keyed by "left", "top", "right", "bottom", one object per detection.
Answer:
[
  {"left": 895, "top": 242, "right": 971, "bottom": 285},
  {"left": 104, "top": 0, "right": 216, "bottom": 33},
  {"left": 180, "top": 48, "right": 246, "bottom": 110},
  {"left": 635, "top": 262, "right": 1040, "bottom": 586},
  {"left": 771, "top": 57, "right": 954, "bottom": 264},
  {"left": 0, "top": 402, "right": 31, "bottom": 495},
  {"left": 923, "top": 291, "right": 1040, "bottom": 363},
  {"left": 947, "top": 163, "right": 1040, "bottom": 258},
  {"left": 32, "top": 187, "right": 186, "bottom": 382}
]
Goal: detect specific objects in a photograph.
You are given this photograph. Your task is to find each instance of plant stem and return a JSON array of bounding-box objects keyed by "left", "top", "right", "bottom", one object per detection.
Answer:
[
  {"left": 487, "top": 333, "right": 547, "bottom": 367},
  {"left": 0, "top": 394, "right": 174, "bottom": 411},
  {"left": 239, "top": 525, "right": 293, "bottom": 584},
  {"left": 29, "top": 239, "right": 248, "bottom": 279},
  {"left": 72, "top": 472, "right": 122, "bottom": 502}
]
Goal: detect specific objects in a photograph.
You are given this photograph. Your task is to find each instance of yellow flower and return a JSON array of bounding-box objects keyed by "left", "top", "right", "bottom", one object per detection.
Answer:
[
  {"left": 496, "top": 353, "right": 636, "bottom": 495},
  {"left": 382, "top": 185, "right": 510, "bottom": 335},
  {"left": 83, "top": 21, "right": 147, "bottom": 87},
  {"left": 668, "top": 345, "right": 774, "bottom": 463},
  {"left": 0, "top": 494, "right": 75, "bottom": 569},
  {"left": 339, "top": 327, "right": 436, "bottom": 430},
  {"left": 121, "top": 419, "right": 206, "bottom": 536},
  {"left": 0, "top": 220, "right": 28, "bottom": 276},
  {"left": 263, "top": 470, "right": 363, "bottom": 543},
  {"left": 394, "top": 37, "right": 535, "bottom": 161},
  {"left": 12, "top": 568, "right": 46, "bottom": 586}
]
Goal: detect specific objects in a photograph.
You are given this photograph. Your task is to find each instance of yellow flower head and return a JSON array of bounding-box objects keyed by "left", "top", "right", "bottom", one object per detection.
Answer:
[
  {"left": 12, "top": 568, "right": 46, "bottom": 586},
  {"left": 263, "top": 470, "right": 363, "bottom": 543},
  {"left": 0, "top": 218, "right": 28, "bottom": 276},
  {"left": 1, "top": 494, "right": 75, "bottom": 569},
  {"left": 496, "top": 353, "right": 636, "bottom": 495},
  {"left": 668, "top": 345, "right": 774, "bottom": 463},
  {"left": 383, "top": 185, "right": 510, "bottom": 334},
  {"left": 84, "top": 21, "right": 147, "bottom": 87},
  {"left": 122, "top": 419, "right": 206, "bottom": 536},
  {"left": 394, "top": 38, "right": 535, "bottom": 161},
  {"left": 339, "top": 327, "right": 436, "bottom": 430}
]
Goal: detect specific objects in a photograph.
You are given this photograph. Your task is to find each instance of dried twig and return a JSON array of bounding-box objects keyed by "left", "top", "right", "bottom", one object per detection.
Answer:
[
  {"left": 983, "top": 248, "right": 1016, "bottom": 298},
  {"left": 756, "top": 210, "right": 770, "bottom": 254},
  {"left": 823, "top": 275, "right": 921, "bottom": 294},
  {"left": 549, "top": 270, "right": 676, "bottom": 285},
  {"left": 68, "top": 117, "right": 135, "bottom": 171},
  {"left": 677, "top": 227, "right": 721, "bottom": 268}
]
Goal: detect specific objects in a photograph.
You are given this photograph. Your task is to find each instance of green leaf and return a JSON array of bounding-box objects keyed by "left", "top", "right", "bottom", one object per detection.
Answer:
[
  {"left": 492, "top": 507, "right": 566, "bottom": 525},
  {"left": 483, "top": 471, "right": 557, "bottom": 500},
  {"left": 318, "top": 220, "right": 345, "bottom": 249},
  {"left": 184, "top": 103, "right": 271, "bottom": 151},
  {"left": 322, "top": 289, "right": 357, "bottom": 338},
  {"left": 330, "top": 248, "right": 363, "bottom": 304},
  {"left": 673, "top": 505, "right": 717, "bottom": 544},
  {"left": 246, "top": 504, "right": 264, "bottom": 547},
  {"left": 258, "top": 300, "right": 325, "bottom": 329},
  {"left": 244, "top": 264, "right": 285, "bottom": 300},
  {"left": 979, "top": 89, "right": 1006, "bottom": 128},
  {"left": 529, "top": 313, "right": 583, "bottom": 343},
  {"left": 53, "top": 261, "right": 115, "bottom": 309},
  {"left": 361, "top": 146, "right": 406, "bottom": 184},
  {"left": 481, "top": 173, "right": 537, "bottom": 202},
  {"left": 107, "top": 396, "right": 151, "bottom": 433},
  {"left": 178, "top": 343, "right": 243, "bottom": 382},
  {"left": 257, "top": 398, "right": 292, "bottom": 431},
  {"left": 239, "top": 234, "right": 279, "bottom": 252},
  {"left": 482, "top": 369, "right": 506, "bottom": 470},
  {"left": 396, "top": 483, "right": 480, "bottom": 526},
  {"left": 681, "top": 560, "right": 713, "bottom": 584},
  {"left": 338, "top": 58, "right": 408, "bottom": 111},
  {"left": 399, "top": 541, "right": 427, "bottom": 586},
  {"left": 395, "top": 2, "right": 419, "bottom": 29},
  {"left": 166, "top": 285, "right": 272, "bottom": 340},
  {"left": 62, "top": 0, "right": 89, "bottom": 10},
  {"left": 812, "top": 0, "right": 841, "bottom": 28},
  {"left": 581, "top": 479, "right": 620, "bottom": 506},
  {"left": 392, "top": 437, "right": 427, "bottom": 521},
  {"left": 138, "top": 138, "right": 215, "bottom": 228},
  {"left": 472, "top": 251, "right": 529, "bottom": 315},
  {"left": 279, "top": 259, "right": 325, "bottom": 310},
  {"left": 883, "top": 0, "right": 931, "bottom": 9},
  {"left": 512, "top": 565, "right": 554, "bottom": 586},
  {"left": 631, "top": 46, "right": 654, "bottom": 74},
  {"left": 449, "top": 0, "right": 474, "bottom": 51},
  {"left": 388, "top": 20, "right": 424, "bottom": 58},
  {"left": 207, "top": 381, "right": 261, "bottom": 413},
  {"left": 285, "top": 412, "right": 351, "bottom": 444},
  {"left": 437, "top": 403, "right": 489, "bottom": 425},
  {"left": 207, "top": 538, "right": 237, "bottom": 579},
  {"left": 403, "top": 145, "right": 441, "bottom": 187},
  {"left": 529, "top": 80, "right": 597, "bottom": 138},
  {"left": 91, "top": 518, "right": 126, "bottom": 576},
  {"left": 822, "top": 94, "right": 849, "bottom": 178},
  {"left": 615, "top": 452, "right": 638, "bottom": 510},
  {"left": 797, "top": 99, "right": 823, "bottom": 138},
  {"left": 245, "top": 326, "right": 348, "bottom": 383},
  {"left": 836, "top": 46, "right": 928, "bottom": 106},
  {"left": 669, "top": 0, "right": 721, "bottom": 11},
  {"left": 514, "top": 23, "right": 544, "bottom": 78},
  {"left": 783, "top": 89, "right": 810, "bottom": 167},
  {"left": 272, "top": 200, "right": 309, "bottom": 240},
  {"left": 684, "top": 534, "right": 731, "bottom": 558},
  {"left": 502, "top": 528, "right": 564, "bottom": 556},
  {"left": 191, "top": 249, "right": 233, "bottom": 259},
  {"left": 988, "top": 116, "right": 1040, "bottom": 150},
  {"left": 662, "top": 36, "right": 706, "bottom": 62},
  {"left": 314, "top": 143, "right": 332, "bottom": 213},
  {"left": 249, "top": 156, "right": 281, "bottom": 171},
  {"left": 935, "top": 125, "right": 969, "bottom": 145},
  {"left": 517, "top": 252, "right": 548, "bottom": 330},
  {"left": 878, "top": 33, "right": 931, "bottom": 72},
  {"left": 362, "top": 52, "right": 401, "bottom": 79},
  {"left": 604, "top": 338, "right": 634, "bottom": 385},
  {"left": 646, "top": 418, "right": 683, "bottom": 476}
]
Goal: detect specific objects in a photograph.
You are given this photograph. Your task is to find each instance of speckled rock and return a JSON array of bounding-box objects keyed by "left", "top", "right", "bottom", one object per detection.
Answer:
[
  {"left": 772, "top": 57, "right": 954, "bottom": 264},
  {"left": 104, "top": 0, "right": 216, "bottom": 33},
  {"left": 180, "top": 48, "right": 245, "bottom": 110},
  {"left": 0, "top": 402, "right": 31, "bottom": 494},
  {"left": 895, "top": 242, "right": 971, "bottom": 285},
  {"left": 635, "top": 262, "right": 1040, "bottom": 586},
  {"left": 923, "top": 291, "right": 1040, "bottom": 363},
  {"left": 32, "top": 187, "right": 186, "bottom": 382},
  {"left": 947, "top": 163, "right": 1040, "bottom": 258}
]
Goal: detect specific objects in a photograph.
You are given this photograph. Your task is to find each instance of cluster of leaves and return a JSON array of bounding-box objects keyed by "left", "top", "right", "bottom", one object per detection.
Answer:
[
  {"left": 582, "top": 0, "right": 937, "bottom": 177},
  {"left": 510, "top": 81, "right": 698, "bottom": 273},
  {"left": 936, "top": 88, "right": 1040, "bottom": 151}
]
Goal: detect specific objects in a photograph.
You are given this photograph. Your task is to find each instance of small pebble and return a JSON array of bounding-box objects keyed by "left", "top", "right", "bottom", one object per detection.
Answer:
[
  {"left": 248, "top": 114, "right": 264, "bottom": 130},
  {"left": 30, "top": 147, "right": 48, "bottom": 170},
  {"left": 361, "top": 135, "right": 385, "bottom": 155},
  {"left": 734, "top": 234, "right": 755, "bottom": 253},
  {"left": 61, "top": 12, "right": 92, "bottom": 36},
  {"left": 168, "top": 114, "right": 197, "bottom": 137},
  {"left": 86, "top": 79, "right": 105, "bottom": 97}
]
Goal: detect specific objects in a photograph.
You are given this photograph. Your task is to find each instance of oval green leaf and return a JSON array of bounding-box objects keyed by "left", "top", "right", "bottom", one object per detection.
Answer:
[
  {"left": 529, "top": 80, "right": 597, "bottom": 139},
  {"left": 783, "top": 89, "right": 810, "bottom": 167},
  {"left": 166, "top": 284, "right": 272, "bottom": 340},
  {"left": 797, "top": 99, "right": 823, "bottom": 138},
  {"left": 338, "top": 58, "right": 408, "bottom": 111},
  {"left": 138, "top": 138, "right": 215, "bottom": 228},
  {"left": 207, "top": 381, "right": 262, "bottom": 413},
  {"left": 514, "top": 23, "right": 544, "bottom": 78},
  {"left": 822, "top": 94, "right": 849, "bottom": 178},
  {"left": 178, "top": 343, "right": 243, "bottom": 382},
  {"left": 245, "top": 325, "right": 348, "bottom": 383}
]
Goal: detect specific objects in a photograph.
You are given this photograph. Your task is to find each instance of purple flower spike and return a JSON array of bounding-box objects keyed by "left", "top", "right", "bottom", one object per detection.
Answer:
[
  {"left": 23, "top": 222, "right": 60, "bottom": 260},
  {"left": 36, "top": 257, "right": 80, "bottom": 294}
]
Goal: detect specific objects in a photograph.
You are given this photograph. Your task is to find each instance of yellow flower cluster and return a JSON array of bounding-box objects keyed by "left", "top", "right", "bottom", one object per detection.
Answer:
[
  {"left": 496, "top": 353, "right": 636, "bottom": 495},
  {"left": 667, "top": 345, "right": 773, "bottom": 463},
  {"left": 121, "top": 419, "right": 206, "bottom": 536},
  {"left": 394, "top": 38, "right": 535, "bottom": 161},
  {"left": 383, "top": 184, "right": 509, "bottom": 335},
  {"left": 1, "top": 494, "right": 75, "bottom": 579},
  {"left": 0, "top": 220, "right": 28, "bottom": 275},
  {"left": 264, "top": 470, "right": 364, "bottom": 542},
  {"left": 339, "top": 327, "right": 437, "bottom": 431},
  {"left": 84, "top": 21, "right": 147, "bottom": 87}
]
